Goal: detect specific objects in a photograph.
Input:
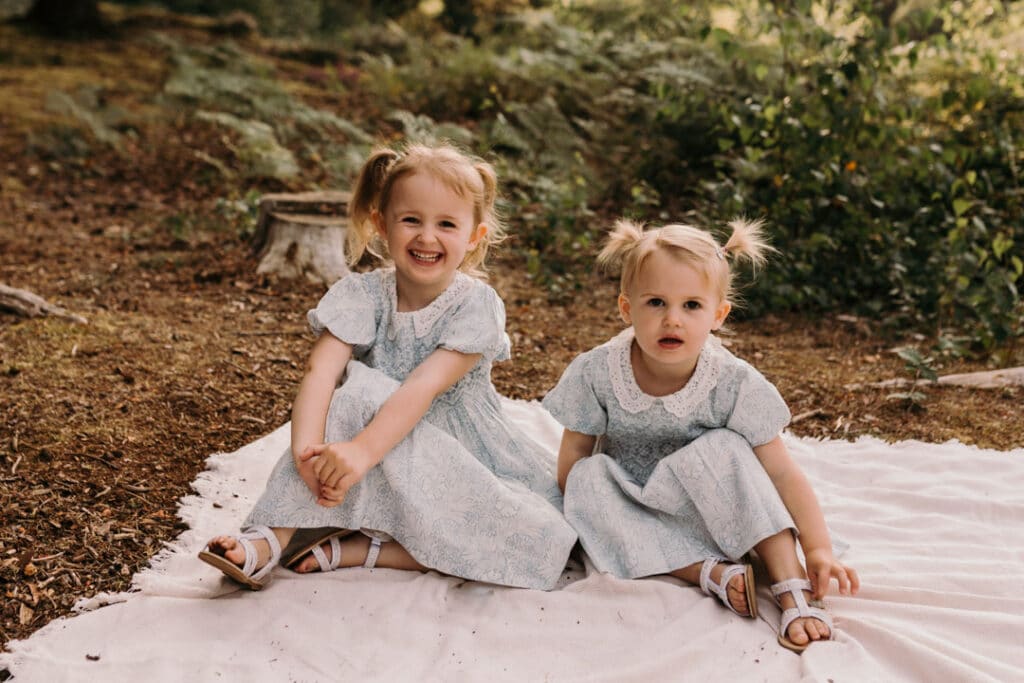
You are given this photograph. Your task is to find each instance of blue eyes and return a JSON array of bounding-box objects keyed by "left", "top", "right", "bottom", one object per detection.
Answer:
[
  {"left": 646, "top": 299, "right": 701, "bottom": 310},
  {"left": 398, "top": 216, "right": 457, "bottom": 229}
]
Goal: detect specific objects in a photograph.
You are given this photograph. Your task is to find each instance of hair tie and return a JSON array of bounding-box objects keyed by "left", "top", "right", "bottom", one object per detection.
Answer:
[{"left": 715, "top": 246, "right": 726, "bottom": 261}]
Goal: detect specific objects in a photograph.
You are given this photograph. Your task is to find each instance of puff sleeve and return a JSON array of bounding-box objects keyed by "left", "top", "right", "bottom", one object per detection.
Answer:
[
  {"left": 542, "top": 351, "right": 608, "bottom": 436},
  {"left": 724, "top": 363, "right": 791, "bottom": 447},
  {"left": 437, "top": 282, "right": 511, "bottom": 363},
  {"left": 306, "top": 272, "right": 380, "bottom": 349}
]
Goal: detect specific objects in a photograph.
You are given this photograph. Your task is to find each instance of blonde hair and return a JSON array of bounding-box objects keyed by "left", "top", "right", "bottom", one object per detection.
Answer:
[
  {"left": 597, "top": 217, "right": 774, "bottom": 303},
  {"left": 348, "top": 142, "right": 505, "bottom": 278}
]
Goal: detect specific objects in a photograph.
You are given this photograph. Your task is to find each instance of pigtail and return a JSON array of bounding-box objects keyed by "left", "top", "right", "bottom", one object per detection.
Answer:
[
  {"left": 461, "top": 159, "right": 506, "bottom": 277},
  {"left": 347, "top": 148, "right": 401, "bottom": 266},
  {"left": 597, "top": 219, "right": 646, "bottom": 274},
  {"left": 721, "top": 217, "right": 774, "bottom": 271}
]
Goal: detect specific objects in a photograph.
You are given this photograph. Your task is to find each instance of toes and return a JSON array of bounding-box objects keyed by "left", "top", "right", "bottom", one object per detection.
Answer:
[
  {"left": 789, "top": 617, "right": 829, "bottom": 644},
  {"left": 807, "top": 617, "right": 830, "bottom": 641},
  {"left": 787, "top": 620, "right": 811, "bottom": 645},
  {"left": 727, "top": 577, "right": 749, "bottom": 616},
  {"left": 293, "top": 555, "right": 316, "bottom": 574},
  {"left": 207, "top": 536, "right": 235, "bottom": 555},
  {"left": 293, "top": 542, "right": 333, "bottom": 574}
]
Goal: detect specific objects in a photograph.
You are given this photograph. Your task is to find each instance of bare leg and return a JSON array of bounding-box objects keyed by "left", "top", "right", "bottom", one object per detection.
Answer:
[
  {"left": 670, "top": 561, "right": 751, "bottom": 616},
  {"left": 293, "top": 533, "right": 427, "bottom": 573},
  {"left": 205, "top": 527, "right": 297, "bottom": 571},
  {"left": 755, "top": 530, "right": 830, "bottom": 646}
]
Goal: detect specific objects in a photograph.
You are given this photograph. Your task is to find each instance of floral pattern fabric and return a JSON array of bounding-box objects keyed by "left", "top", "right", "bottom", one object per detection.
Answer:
[
  {"left": 245, "top": 269, "right": 576, "bottom": 590},
  {"left": 542, "top": 329, "right": 796, "bottom": 578}
]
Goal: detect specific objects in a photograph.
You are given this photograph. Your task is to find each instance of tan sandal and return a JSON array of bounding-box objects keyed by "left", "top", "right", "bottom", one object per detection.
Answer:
[
  {"left": 198, "top": 525, "right": 281, "bottom": 591},
  {"left": 281, "top": 528, "right": 351, "bottom": 571},
  {"left": 700, "top": 557, "right": 758, "bottom": 618},
  {"left": 284, "top": 530, "right": 385, "bottom": 572},
  {"left": 771, "top": 578, "right": 833, "bottom": 652}
]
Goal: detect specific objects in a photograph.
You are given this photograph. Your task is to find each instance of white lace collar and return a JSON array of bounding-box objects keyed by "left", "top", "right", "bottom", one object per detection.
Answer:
[
  {"left": 382, "top": 269, "right": 472, "bottom": 339},
  {"left": 605, "top": 328, "right": 723, "bottom": 417}
]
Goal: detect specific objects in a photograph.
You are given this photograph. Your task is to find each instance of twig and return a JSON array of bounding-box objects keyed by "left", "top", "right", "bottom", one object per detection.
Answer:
[
  {"left": 791, "top": 408, "right": 825, "bottom": 424},
  {"left": 237, "top": 330, "right": 306, "bottom": 337},
  {"left": 79, "top": 452, "right": 119, "bottom": 470},
  {"left": 118, "top": 486, "right": 151, "bottom": 503},
  {"left": 33, "top": 552, "right": 65, "bottom": 563},
  {"left": 10, "top": 455, "right": 22, "bottom": 475}
]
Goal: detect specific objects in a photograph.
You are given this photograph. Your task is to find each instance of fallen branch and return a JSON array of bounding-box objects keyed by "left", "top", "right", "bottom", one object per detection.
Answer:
[
  {"left": 0, "top": 283, "right": 88, "bottom": 324},
  {"left": 847, "top": 367, "right": 1024, "bottom": 391}
]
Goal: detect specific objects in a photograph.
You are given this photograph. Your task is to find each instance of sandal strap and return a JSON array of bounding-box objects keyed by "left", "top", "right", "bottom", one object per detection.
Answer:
[
  {"left": 239, "top": 526, "right": 282, "bottom": 582},
  {"left": 310, "top": 535, "right": 343, "bottom": 572},
  {"left": 699, "top": 558, "right": 748, "bottom": 617},
  {"left": 771, "top": 578, "right": 833, "bottom": 638},
  {"left": 363, "top": 536, "right": 383, "bottom": 569},
  {"left": 698, "top": 558, "right": 720, "bottom": 597}
]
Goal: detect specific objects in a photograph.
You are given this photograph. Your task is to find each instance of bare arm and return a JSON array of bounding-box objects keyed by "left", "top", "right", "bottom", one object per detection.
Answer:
[
  {"left": 352, "top": 347, "right": 479, "bottom": 465},
  {"left": 303, "top": 347, "right": 481, "bottom": 504},
  {"left": 291, "top": 333, "right": 352, "bottom": 455},
  {"left": 557, "top": 429, "right": 596, "bottom": 493},
  {"left": 290, "top": 333, "right": 353, "bottom": 495},
  {"left": 754, "top": 435, "right": 859, "bottom": 598}
]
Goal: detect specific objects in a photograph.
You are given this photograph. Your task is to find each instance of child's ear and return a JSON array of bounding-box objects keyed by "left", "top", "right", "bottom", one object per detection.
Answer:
[
  {"left": 470, "top": 223, "right": 488, "bottom": 247},
  {"left": 712, "top": 300, "right": 732, "bottom": 330},
  {"left": 617, "top": 293, "right": 632, "bottom": 325},
  {"left": 372, "top": 210, "right": 386, "bottom": 239}
]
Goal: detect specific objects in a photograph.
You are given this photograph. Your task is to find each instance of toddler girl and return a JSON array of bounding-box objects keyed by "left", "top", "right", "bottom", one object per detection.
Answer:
[
  {"left": 200, "top": 142, "right": 576, "bottom": 590},
  {"left": 542, "top": 218, "right": 858, "bottom": 651}
]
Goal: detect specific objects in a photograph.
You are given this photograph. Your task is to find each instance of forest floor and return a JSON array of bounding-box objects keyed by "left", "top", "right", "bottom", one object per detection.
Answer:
[{"left": 1, "top": 13, "right": 1022, "bottom": 654}]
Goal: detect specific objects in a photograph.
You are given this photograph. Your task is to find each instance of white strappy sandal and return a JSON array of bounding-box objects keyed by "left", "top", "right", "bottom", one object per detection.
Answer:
[
  {"left": 198, "top": 525, "right": 282, "bottom": 591},
  {"left": 699, "top": 558, "right": 758, "bottom": 618},
  {"left": 286, "top": 532, "right": 385, "bottom": 573},
  {"left": 771, "top": 578, "right": 834, "bottom": 652}
]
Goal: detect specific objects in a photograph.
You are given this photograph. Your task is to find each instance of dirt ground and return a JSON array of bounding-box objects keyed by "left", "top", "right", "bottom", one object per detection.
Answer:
[{"left": 1, "top": 17, "right": 1022, "bottom": 657}]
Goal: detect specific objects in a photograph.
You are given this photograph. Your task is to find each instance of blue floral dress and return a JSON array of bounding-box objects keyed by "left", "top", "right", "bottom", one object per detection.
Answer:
[
  {"left": 542, "top": 329, "right": 796, "bottom": 579},
  {"left": 245, "top": 269, "right": 576, "bottom": 590}
]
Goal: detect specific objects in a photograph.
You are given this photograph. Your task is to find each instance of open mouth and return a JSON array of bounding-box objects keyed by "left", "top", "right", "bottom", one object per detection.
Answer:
[
  {"left": 409, "top": 249, "right": 442, "bottom": 264},
  {"left": 657, "top": 337, "right": 683, "bottom": 349}
]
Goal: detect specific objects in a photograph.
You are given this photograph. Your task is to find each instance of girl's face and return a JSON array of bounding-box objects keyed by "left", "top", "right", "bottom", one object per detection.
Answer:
[
  {"left": 618, "top": 248, "right": 730, "bottom": 380},
  {"left": 374, "top": 171, "right": 485, "bottom": 307}
]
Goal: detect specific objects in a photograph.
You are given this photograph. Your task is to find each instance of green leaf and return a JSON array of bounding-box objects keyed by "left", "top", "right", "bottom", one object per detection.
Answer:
[
  {"left": 895, "top": 347, "right": 924, "bottom": 364},
  {"left": 952, "top": 199, "right": 972, "bottom": 217}
]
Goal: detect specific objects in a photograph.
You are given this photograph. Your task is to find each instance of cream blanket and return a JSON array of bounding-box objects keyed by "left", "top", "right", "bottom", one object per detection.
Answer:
[{"left": 3, "top": 399, "right": 1023, "bottom": 682}]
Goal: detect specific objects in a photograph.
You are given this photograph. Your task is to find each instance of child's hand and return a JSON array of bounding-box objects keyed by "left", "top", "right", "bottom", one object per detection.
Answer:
[
  {"left": 317, "top": 484, "right": 346, "bottom": 508},
  {"left": 298, "top": 441, "right": 374, "bottom": 505},
  {"left": 294, "top": 447, "right": 322, "bottom": 498},
  {"left": 805, "top": 547, "right": 860, "bottom": 600}
]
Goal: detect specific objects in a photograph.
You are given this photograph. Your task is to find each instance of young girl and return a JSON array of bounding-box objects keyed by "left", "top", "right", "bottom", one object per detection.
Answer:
[
  {"left": 200, "top": 142, "right": 576, "bottom": 591},
  {"left": 542, "top": 218, "right": 859, "bottom": 652}
]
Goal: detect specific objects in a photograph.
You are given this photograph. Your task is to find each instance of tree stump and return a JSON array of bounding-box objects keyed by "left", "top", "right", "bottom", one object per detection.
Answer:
[{"left": 254, "top": 191, "right": 352, "bottom": 286}]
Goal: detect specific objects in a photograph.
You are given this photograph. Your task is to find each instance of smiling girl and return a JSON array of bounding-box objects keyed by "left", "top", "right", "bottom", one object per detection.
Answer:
[
  {"left": 200, "top": 142, "right": 575, "bottom": 591},
  {"left": 542, "top": 218, "right": 858, "bottom": 652}
]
